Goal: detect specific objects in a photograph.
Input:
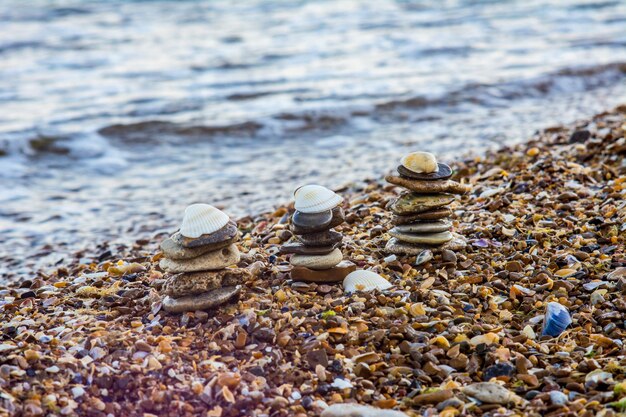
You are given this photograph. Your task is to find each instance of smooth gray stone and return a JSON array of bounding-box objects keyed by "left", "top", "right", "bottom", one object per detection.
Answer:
[
  {"left": 388, "top": 230, "right": 453, "bottom": 244},
  {"left": 291, "top": 207, "right": 345, "bottom": 235},
  {"left": 397, "top": 163, "right": 452, "bottom": 180},
  {"left": 291, "top": 210, "right": 332, "bottom": 234},
  {"left": 391, "top": 208, "right": 453, "bottom": 224},
  {"left": 173, "top": 221, "right": 238, "bottom": 249},
  {"left": 162, "top": 285, "right": 241, "bottom": 313},
  {"left": 296, "top": 229, "right": 342, "bottom": 247},
  {"left": 392, "top": 220, "right": 451, "bottom": 234},
  {"left": 279, "top": 242, "right": 339, "bottom": 255},
  {"left": 385, "top": 235, "right": 467, "bottom": 255}
]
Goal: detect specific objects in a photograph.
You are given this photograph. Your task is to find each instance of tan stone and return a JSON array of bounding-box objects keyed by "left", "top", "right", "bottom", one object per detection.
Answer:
[
  {"left": 291, "top": 261, "right": 356, "bottom": 283},
  {"left": 159, "top": 244, "right": 240, "bottom": 273},
  {"left": 164, "top": 268, "right": 250, "bottom": 298},
  {"left": 290, "top": 248, "right": 342, "bottom": 270},
  {"left": 411, "top": 389, "right": 454, "bottom": 405},
  {"left": 386, "top": 175, "right": 471, "bottom": 194},
  {"left": 388, "top": 192, "right": 455, "bottom": 215}
]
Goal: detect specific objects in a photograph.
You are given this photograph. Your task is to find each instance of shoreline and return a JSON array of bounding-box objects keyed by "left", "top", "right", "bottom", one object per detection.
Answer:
[{"left": 1, "top": 105, "right": 625, "bottom": 416}]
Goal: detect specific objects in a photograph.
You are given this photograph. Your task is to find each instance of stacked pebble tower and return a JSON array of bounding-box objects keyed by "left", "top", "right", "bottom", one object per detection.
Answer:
[
  {"left": 279, "top": 184, "right": 356, "bottom": 283},
  {"left": 159, "top": 203, "right": 250, "bottom": 313},
  {"left": 384, "top": 152, "right": 471, "bottom": 255}
]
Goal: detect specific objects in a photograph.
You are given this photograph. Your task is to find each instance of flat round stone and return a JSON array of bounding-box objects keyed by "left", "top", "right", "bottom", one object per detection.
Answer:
[
  {"left": 160, "top": 235, "right": 218, "bottom": 260},
  {"left": 291, "top": 261, "right": 356, "bottom": 283},
  {"left": 290, "top": 248, "right": 343, "bottom": 270},
  {"left": 173, "top": 221, "right": 238, "bottom": 249},
  {"left": 162, "top": 285, "right": 241, "bottom": 313},
  {"left": 279, "top": 242, "right": 339, "bottom": 255},
  {"left": 291, "top": 207, "right": 345, "bottom": 235},
  {"left": 391, "top": 208, "right": 453, "bottom": 224},
  {"left": 392, "top": 221, "right": 452, "bottom": 234},
  {"left": 291, "top": 210, "right": 332, "bottom": 234},
  {"left": 388, "top": 193, "right": 455, "bottom": 215},
  {"left": 385, "top": 235, "right": 467, "bottom": 255},
  {"left": 296, "top": 230, "right": 342, "bottom": 247},
  {"left": 386, "top": 175, "right": 471, "bottom": 195},
  {"left": 397, "top": 163, "right": 452, "bottom": 180},
  {"left": 159, "top": 244, "right": 240, "bottom": 273},
  {"left": 164, "top": 268, "right": 250, "bottom": 298},
  {"left": 389, "top": 230, "right": 453, "bottom": 245}
]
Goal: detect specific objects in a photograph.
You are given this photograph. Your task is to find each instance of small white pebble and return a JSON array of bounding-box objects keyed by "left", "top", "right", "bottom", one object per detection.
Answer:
[
  {"left": 330, "top": 378, "right": 353, "bottom": 389},
  {"left": 71, "top": 386, "right": 85, "bottom": 398},
  {"left": 383, "top": 255, "right": 397, "bottom": 263},
  {"left": 45, "top": 365, "right": 60, "bottom": 373}
]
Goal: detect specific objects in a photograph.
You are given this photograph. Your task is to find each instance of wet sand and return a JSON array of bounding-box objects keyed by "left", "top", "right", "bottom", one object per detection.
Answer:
[{"left": 0, "top": 106, "right": 625, "bottom": 416}]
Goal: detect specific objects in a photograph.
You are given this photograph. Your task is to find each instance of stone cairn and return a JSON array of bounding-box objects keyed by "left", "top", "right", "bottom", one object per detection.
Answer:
[
  {"left": 279, "top": 184, "right": 356, "bottom": 283},
  {"left": 159, "top": 203, "right": 250, "bottom": 313},
  {"left": 384, "top": 152, "right": 471, "bottom": 256}
]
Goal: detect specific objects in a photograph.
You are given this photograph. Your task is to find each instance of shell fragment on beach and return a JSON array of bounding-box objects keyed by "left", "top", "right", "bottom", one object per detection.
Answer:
[
  {"left": 294, "top": 184, "right": 343, "bottom": 213},
  {"left": 401, "top": 151, "right": 438, "bottom": 173},
  {"left": 542, "top": 302, "right": 572, "bottom": 337},
  {"left": 414, "top": 249, "right": 434, "bottom": 266},
  {"left": 179, "top": 203, "right": 230, "bottom": 238},
  {"left": 343, "top": 270, "right": 392, "bottom": 293}
]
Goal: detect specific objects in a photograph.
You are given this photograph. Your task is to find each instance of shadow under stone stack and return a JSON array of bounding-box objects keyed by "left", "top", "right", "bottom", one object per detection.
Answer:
[
  {"left": 384, "top": 152, "right": 472, "bottom": 255},
  {"left": 279, "top": 184, "right": 356, "bottom": 283},
  {"left": 158, "top": 204, "right": 250, "bottom": 313}
]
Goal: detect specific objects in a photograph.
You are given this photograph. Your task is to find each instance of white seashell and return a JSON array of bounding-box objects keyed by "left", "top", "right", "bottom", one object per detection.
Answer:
[
  {"left": 179, "top": 203, "right": 230, "bottom": 238},
  {"left": 414, "top": 249, "right": 433, "bottom": 266},
  {"left": 343, "top": 270, "right": 392, "bottom": 293},
  {"left": 293, "top": 184, "right": 343, "bottom": 214},
  {"left": 401, "top": 152, "right": 438, "bottom": 173}
]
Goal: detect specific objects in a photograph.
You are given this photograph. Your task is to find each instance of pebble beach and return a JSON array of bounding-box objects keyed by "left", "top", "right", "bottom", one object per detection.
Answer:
[{"left": 1, "top": 106, "right": 625, "bottom": 416}]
